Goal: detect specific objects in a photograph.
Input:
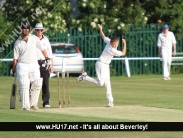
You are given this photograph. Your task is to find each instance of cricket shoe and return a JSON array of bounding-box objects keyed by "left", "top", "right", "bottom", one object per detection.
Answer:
[
  {"left": 77, "top": 71, "right": 87, "bottom": 82},
  {"left": 44, "top": 105, "right": 51, "bottom": 108},
  {"left": 31, "top": 105, "right": 39, "bottom": 110},
  {"left": 23, "top": 108, "right": 30, "bottom": 111},
  {"left": 107, "top": 101, "right": 114, "bottom": 107},
  {"left": 163, "top": 77, "right": 171, "bottom": 80},
  {"left": 167, "top": 77, "right": 171, "bottom": 80}
]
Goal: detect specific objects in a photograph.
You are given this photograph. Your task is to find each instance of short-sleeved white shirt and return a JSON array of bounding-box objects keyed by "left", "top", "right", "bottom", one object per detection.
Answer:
[
  {"left": 13, "top": 34, "right": 44, "bottom": 63},
  {"left": 98, "top": 37, "right": 122, "bottom": 64},
  {"left": 37, "top": 35, "right": 53, "bottom": 60},
  {"left": 157, "top": 31, "right": 176, "bottom": 53}
]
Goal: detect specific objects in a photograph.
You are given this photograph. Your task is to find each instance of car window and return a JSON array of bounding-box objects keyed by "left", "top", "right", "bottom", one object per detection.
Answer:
[{"left": 52, "top": 45, "right": 77, "bottom": 54}]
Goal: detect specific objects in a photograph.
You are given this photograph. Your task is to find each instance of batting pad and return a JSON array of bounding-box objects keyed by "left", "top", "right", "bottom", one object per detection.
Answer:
[
  {"left": 30, "top": 78, "right": 42, "bottom": 107},
  {"left": 19, "top": 77, "right": 30, "bottom": 109}
]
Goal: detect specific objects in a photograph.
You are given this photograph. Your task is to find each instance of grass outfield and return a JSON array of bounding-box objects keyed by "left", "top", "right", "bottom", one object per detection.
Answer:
[{"left": 0, "top": 74, "right": 183, "bottom": 137}]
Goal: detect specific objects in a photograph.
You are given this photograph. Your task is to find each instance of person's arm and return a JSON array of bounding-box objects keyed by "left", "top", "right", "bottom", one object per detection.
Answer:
[
  {"left": 121, "top": 39, "right": 126, "bottom": 56},
  {"left": 173, "top": 44, "right": 176, "bottom": 56},
  {"left": 12, "top": 59, "right": 18, "bottom": 70},
  {"left": 49, "top": 58, "right": 53, "bottom": 73},
  {"left": 41, "top": 49, "right": 48, "bottom": 58},
  {"left": 46, "top": 40, "right": 54, "bottom": 73},
  {"left": 36, "top": 37, "right": 49, "bottom": 58},
  {"left": 41, "top": 49, "right": 52, "bottom": 70},
  {"left": 171, "top": 32, "right": 176, "bottom": 56},
  {"left": 157, "top": 34, "right": 162, "bottom": 58},
  {"left": 97, "top": 24, "right": 106, "bottom": 40},
  {"left": 158, "top": 46, "right": 161, "bottom": 58},
  {"left": 12, "top": 42, "right": 19, "bottom": 71},
  {"left": 10, "top": 59, "right": 18, "bottom": 76}
]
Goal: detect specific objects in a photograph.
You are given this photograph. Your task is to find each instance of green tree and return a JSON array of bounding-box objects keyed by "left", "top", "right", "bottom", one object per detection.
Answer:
[
  {"left": 2, "top": 0, "right": 71, "bottom": 33},
  {"left": 0, "top": 11, "right": 12, "bottom": 56},
  {"left": 141, "top": 0, "right": 183, "bottom": 39},
  {"left": 0, "top": 12, "right": 9, "bottom": 41},
  {"left": 71, "top": 0, "right": 146, "bottom": 33},
  {"left": 0, "top": 11, "right": 12, "bottom": 76}
]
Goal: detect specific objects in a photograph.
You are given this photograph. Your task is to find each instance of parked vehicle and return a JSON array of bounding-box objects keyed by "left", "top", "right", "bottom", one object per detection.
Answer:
[{"left": 51, "top": 43, "right": 84, "bottom": 74}]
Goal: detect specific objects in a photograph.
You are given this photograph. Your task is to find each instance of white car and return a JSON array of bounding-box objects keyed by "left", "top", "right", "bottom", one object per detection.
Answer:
[{"left": 51, "top": 43, "right": 84, "bottom": 74}]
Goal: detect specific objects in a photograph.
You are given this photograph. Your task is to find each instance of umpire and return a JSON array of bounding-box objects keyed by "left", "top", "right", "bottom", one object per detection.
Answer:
[{"left": 35, "top": 23, "right": 53, "bottom": 108}]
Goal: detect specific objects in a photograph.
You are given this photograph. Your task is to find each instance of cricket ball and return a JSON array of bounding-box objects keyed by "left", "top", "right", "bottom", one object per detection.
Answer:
[{"left": 157, "top": 20, "right": 162, "bottom": 24}]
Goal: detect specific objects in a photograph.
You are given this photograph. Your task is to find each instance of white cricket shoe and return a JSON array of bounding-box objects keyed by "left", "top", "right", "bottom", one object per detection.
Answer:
[
  {"left": 163, "top": 77, "right": 171, "bottom": 80},
  {"left": 107, "top": 101, "right": 114, "bottom": 107},
  {"left": 23, "top": 108, "right": 30, "bottom": 110},
  {"left": 44, "top": 105, "right": 51, "bottom": 108},
  {"left": 77, "top": 71, "right": 87, "bottom": 82},
  {"left": 163, "top": 77, "right": 168, "bottom": 80},
  {"left": 31, "top": 105, "right": 39, "bottom": 110},
  {"left": 167, "top": 77, "right": 171, "bottom": 80}
]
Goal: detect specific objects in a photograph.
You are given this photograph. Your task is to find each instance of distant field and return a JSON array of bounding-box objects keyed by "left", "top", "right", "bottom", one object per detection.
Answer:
[{"left": 0, "top": 74, "right": 183, "bottom": 138}]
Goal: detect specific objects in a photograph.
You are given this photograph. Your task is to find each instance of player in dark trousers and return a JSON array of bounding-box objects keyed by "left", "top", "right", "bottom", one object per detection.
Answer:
[{"left": 34, "top": 23, "right": 53, "bottom": 108}]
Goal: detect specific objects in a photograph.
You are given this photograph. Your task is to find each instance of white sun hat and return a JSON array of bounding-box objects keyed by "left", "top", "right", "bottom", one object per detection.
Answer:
[{"left": 34, "top": 23, "right": 45, "bottom": 31}]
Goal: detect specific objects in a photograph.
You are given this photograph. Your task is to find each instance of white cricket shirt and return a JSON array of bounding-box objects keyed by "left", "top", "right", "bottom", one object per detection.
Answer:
[
  {"left": 37, "top": 35, "right": 53, "bottom": 60},
  {"left": 157, "top": 31, "right": 176, "bottom": 53},
  {"left": 98, "top": 37, "right": 122, "bottom": 64},
  {"left": 13, "top": 34, "right": 45, "bottom": 63}
]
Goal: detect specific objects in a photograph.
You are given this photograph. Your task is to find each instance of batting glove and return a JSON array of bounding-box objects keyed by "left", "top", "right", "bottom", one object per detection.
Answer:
[
  {"left": 10, "top": 69, "right": 16, "bottom": 77},
  {"left": 45, "top": 57, "right": 52, "bottom": 70}
]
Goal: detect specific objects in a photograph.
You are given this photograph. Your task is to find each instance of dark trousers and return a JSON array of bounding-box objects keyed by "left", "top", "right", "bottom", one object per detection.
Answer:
[{"left": 39, "top": 61, "right": 50, "bottom": 106}]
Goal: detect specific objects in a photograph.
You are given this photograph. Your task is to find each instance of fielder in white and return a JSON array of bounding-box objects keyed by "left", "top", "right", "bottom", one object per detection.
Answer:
[
  {"left": 77, "top": 24, "right": 127, "bottom": 107},
  {"left": 11, "top": 21, "right": 51, "bottom": 110},
  {"left": 157, "top": 24, "right": 176, "bottom": 80}
]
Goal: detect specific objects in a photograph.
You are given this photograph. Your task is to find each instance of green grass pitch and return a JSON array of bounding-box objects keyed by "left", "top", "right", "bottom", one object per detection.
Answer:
[{"left": 0, "top": 74, "right": 183, "bottom": 138}]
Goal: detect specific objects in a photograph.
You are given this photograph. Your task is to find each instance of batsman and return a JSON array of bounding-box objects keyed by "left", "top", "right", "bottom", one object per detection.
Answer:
[{"left": 10, "top": 21, "right": 52, "bottom": 110}]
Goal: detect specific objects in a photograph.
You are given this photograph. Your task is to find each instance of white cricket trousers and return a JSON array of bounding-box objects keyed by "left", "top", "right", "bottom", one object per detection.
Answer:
[
  {"left": 162, "top": 50, "right": 172, "bottom": 78},
  {"left": 16, "top": 62, "right": 41, "bottom": 109},
  {"left": 83, "top": 61, "right": 113, "bottom": 103}
]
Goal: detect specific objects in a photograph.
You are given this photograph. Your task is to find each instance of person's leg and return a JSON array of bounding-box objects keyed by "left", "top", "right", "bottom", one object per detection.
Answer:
[
  {"left": 83, "top": 75, "right": 101, "bottom": 85},
  {"left": 29, "top": 62, "right": 42, "bottom": 110},
  {"left": 95, "top": 62, "right": 105, "bottom": 86},
  {"left": 78, "top": 62, "right": 105, "bottom": 86},
  {"left": 29, "top": 78, "right": 43, "bottom": 109},
  {"left": 40, "top": 68, "right": 50, "bottom": 107},
  {"left": 103, "top": 65, "right": 113, "bottom": 107},
  {"left": 78, "top": 62, "right": 112, "bottom": 106},
  {"left": 17, "top": 63, "right": 30, "bottom": 110},
  {"left": 162, "top": 52, "right": 169, "bottom": 79},
  {"left": 167, "top": 53, "right": 172, "bottom": 79}
]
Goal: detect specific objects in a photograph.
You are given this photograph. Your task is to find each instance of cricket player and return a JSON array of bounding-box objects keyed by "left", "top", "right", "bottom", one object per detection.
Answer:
[
  {"left": 157, "top": 24, "right": 176, "bottom": 80},
  {"left": 10, "top": 21, "right": 52, "bottom": 110},
  {"left": 77, "top": 24, "right": 127, "bottom": 107}
]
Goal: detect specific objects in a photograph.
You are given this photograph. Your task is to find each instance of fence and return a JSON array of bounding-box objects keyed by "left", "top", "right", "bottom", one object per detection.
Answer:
[
  {"left": 3, "top": 56, "right": 183, "bottom": 78},
  {"left": 1, "top": 24, "right": 183, "bottom": 76}
]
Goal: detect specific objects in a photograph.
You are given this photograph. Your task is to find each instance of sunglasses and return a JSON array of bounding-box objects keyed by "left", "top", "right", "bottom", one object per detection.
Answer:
[{"left": 36, "top": 29, "right": 43, "bottom": 32}]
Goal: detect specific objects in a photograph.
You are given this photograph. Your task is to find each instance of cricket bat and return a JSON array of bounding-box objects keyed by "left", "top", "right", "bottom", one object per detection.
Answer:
[{"left": 10, "top": 75, "right": 17, "bottom": 109}]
